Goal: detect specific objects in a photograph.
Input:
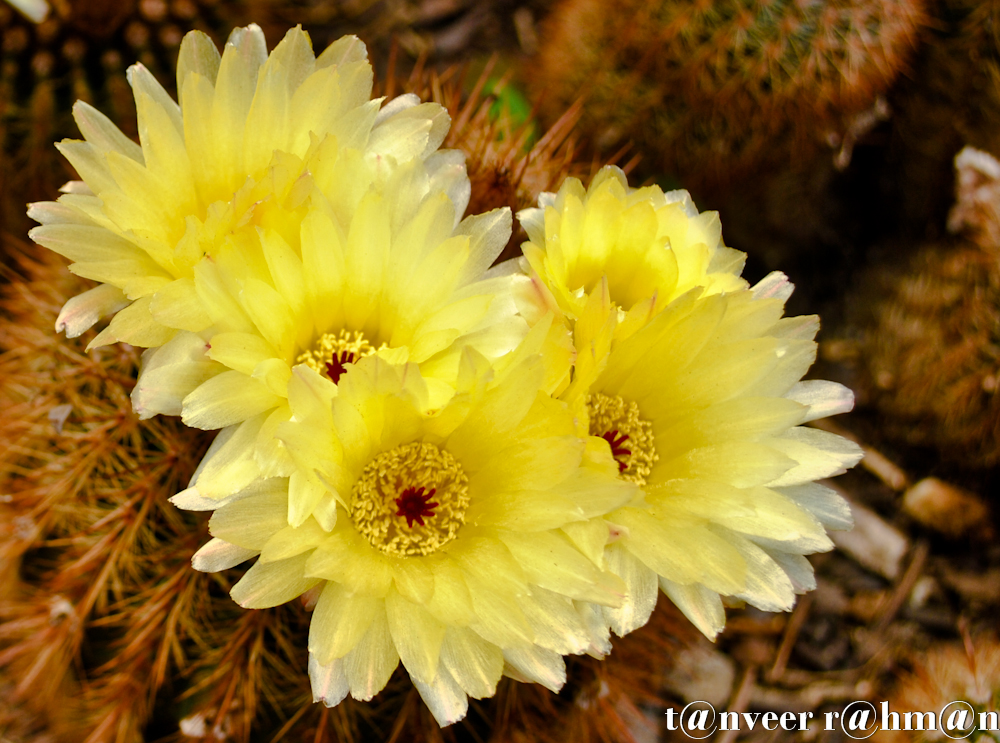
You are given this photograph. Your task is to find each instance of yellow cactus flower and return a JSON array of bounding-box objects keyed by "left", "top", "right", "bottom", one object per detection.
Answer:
[
  {"left": 516, "top": 170, "right": 863, "bottom": 640},
  {"left": 27, "top": 23, "right": 524, "bottom": 506},
  {"left": 136, "top": 151, "right": 522, "bottom": 508},
  {"left": 586, "top": 275, "right": 860, "bottom": 638},
  {"left": 174, "top": 354, "right": 636, "bottom": 726},
  {"left": 516, "top": 165, "right": 748, "bottom": 330},
  {"left": 28, "top": 24, "right": 449, "bottom": 349}
]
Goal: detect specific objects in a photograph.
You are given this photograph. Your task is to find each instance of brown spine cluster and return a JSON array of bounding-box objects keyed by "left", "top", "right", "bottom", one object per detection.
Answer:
[
  {"left": 384, "top": 58, "right": 612, "bottom": 263},
  {"left": 873, "top": 634, "right": 1000, "bottom": 742},
  {"left": 0, "top": 0, "right": 234, "bottom": 237}
]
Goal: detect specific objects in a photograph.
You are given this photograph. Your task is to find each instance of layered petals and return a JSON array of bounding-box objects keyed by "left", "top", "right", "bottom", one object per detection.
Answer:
[
  {"left": 177, "top": 354, "right": 636, "bottom": 723},
  {"left": 130, "top": 152, "right": 522, "bottom": 495},
  {"left": 517, "top": 164, "right": 748, "bottom": 324},
  {"left": 515, "top": 171, "right": 862, "bottom": 641},
  {"left": 30, "top": 24, "right": 455, "bottom": 353}
]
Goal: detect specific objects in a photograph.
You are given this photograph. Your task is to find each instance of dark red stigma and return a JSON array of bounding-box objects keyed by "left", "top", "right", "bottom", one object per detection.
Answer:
[
  {"left": 325, "top": 350, "right": 357, "bottom": 384},
  {"left": 601, "top": 429, "right": 632, "bottom": 473},
  {"left": 394, "top": 486, "right": 439, "bottom": 528}
]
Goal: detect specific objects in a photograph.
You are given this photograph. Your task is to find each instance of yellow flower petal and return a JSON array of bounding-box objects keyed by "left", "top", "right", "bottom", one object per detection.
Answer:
[
  {"left": 343, "top": 605, "right": 399, "bottom": 701},
  {"left": 182, "top": 370, "right": 282, "bottom": 430},
  {"left": 231, "top": 552, "right": 321, "bottom": 609},
  {"left": 209, "top": 479, "right": 289, "bottom": 549},
  {"left": 440, "top": 626, "right": 503, "bottom": 699},
  {"left": 309, "top": 582, "right": 379, "bottom": 664},
  {"left": 385, "top": 588, "right": 446, "bottom": 684}
]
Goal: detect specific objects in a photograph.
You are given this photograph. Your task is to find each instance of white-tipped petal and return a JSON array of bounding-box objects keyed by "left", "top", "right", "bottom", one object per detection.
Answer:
[
  {"left": 170, "top": 487, "right": 222, "bottom": 511},
  {"left": 574, "top": 600, "right": 612, "bottom": 658},
  {"left": 601, "top": 543, "right": 658, "bottom": 637},
  {"left": 230, "top": 552, "right": 321, "bottom": 609},
  {"left": 55, "top": 283, "right": 129, "bottom": 337},
  {"left": 309, "top": 654, "right": 350, "bottom": 707},
  {"left": 191, "top": 416, "right": 267, "bottom": 498},
  {"left": 132, "top": 331, "right": 220, "bottom": 419},
  {"left": 309, "top": 582, "right": 379, "bottom": 665},
  {"left": 766, "top": 427, "right": 865, "bottom": 487},
  {"left": 764, "top": 549, "right": 817, "bottom": 594},
  {"left": 182, "top": 371, "right": 282, "bottom": 430},
  {"left": 502, "top": 646, "right": 566, "bottom": 693},
  {"left": 658, "top": 578, "right": 725, "bottom": 640},
  {"left": 385, "top": 589, "right": 446, "bottom": 686},
  {"left": 751, "top": 271, "right": 794, "bottom": 302},
  {"left": 191, "top": 538, "right": 258, "bottom": 572},
  {"left": 440, "top": 626, "right": 503, "bottom": 700},
  {"left": 779, "top": 482, "right": 854, "bottom": 532},
  {"left": 786, "top": 380, "right": 855, "bottom": 422},
  {"left": 344, "top": 606, "right": 399, "bottom": 701},
  {"left": 719, "top": 531, "right": 796, "bottom": 613},
  {"left": 411, "top": 663, "right": 469, "bottom": 727}
]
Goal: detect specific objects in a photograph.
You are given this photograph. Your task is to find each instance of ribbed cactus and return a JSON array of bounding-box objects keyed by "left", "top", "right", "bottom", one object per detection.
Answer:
[
  {"left": 857, "top": 148, "right": 1000, "bottom": 469},
  {"left": 532, "top": 0, "right": 926, "bottom": 188}
]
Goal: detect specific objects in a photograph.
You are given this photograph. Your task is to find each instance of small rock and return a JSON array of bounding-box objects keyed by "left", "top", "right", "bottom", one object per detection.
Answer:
[
  {"left": 831, "top": 496, "right": 909, "bottom": 580},
  {"left": 907, "top": 576, "right": 938, "bottom": 610},
  {"left": 902, "top": 477, "right": 992, "bottom": 539},
  {"left": 662, "top": 639, "right": 736, "bottom": 708},
  {"left": 48, "top": 596, "right": 76, "bottom": 626},
  {"left": 948, "top": 146, "right": 1000, "bottom": 248}
]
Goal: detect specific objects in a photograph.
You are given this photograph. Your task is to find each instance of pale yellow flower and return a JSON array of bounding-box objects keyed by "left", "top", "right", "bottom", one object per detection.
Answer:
[
  {"left": 29, "top": 24, "right": 449, "bottom": 349},
  {"left": 515, "top": 171, "right": 863, "bottom": 639},
  {"left": 28, "top": 23, "right": 525, "bottom": 511},
  {"left": 580, "top": 275, "right": 860, "bottom": 638},
  {"left": 138, "top": 151, "right": 522, "bottom": 513},
  {"left": 515, "top": 165, "right": 747, "bottom": 330},
  {"left": 174, "top": 354, "right": 635, "bottom": 725}
]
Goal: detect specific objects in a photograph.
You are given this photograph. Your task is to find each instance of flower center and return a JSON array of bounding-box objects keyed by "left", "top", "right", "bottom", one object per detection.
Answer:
[
  {"left": 601, "top": 430, "right": 632, "bottom": 473},
  {"left": 587, "top": 393, "right": 658, "bottom": 486},
  {"left": 351, "top": 442, "right": 470, "bottom": 557},
  {"left": 395, "top": 486, "right": 439, "bottom": 528},
  {"left": 296, "top": 329, "right": 379, "bottom": 384}
]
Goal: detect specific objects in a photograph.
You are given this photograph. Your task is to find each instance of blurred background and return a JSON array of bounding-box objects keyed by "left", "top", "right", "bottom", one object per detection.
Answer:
[{"left": 1, "top": 1, "right": 998, "bottom": 741}]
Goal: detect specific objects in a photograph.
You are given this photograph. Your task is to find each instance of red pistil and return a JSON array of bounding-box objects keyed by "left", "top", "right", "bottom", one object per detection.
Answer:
[
  {"left": 601, "top": 429, "right": 632, "bottom": 473},
  {"left": 394, "top": 486, "right": 439, "bottom": 528},
  {"left": 325, "top": 350, "right": 357, "bottom": 384}
]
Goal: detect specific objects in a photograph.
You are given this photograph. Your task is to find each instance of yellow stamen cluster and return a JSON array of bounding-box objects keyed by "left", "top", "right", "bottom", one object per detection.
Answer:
[
  {"left": 587, "top": 392, "right": 658, "bottom": 486},
  {"left": 296, "top": 329, "right": 380, "bottom": 381},
  {"left": 351, "top": 442, "right": 470, "bottom": 557}
]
